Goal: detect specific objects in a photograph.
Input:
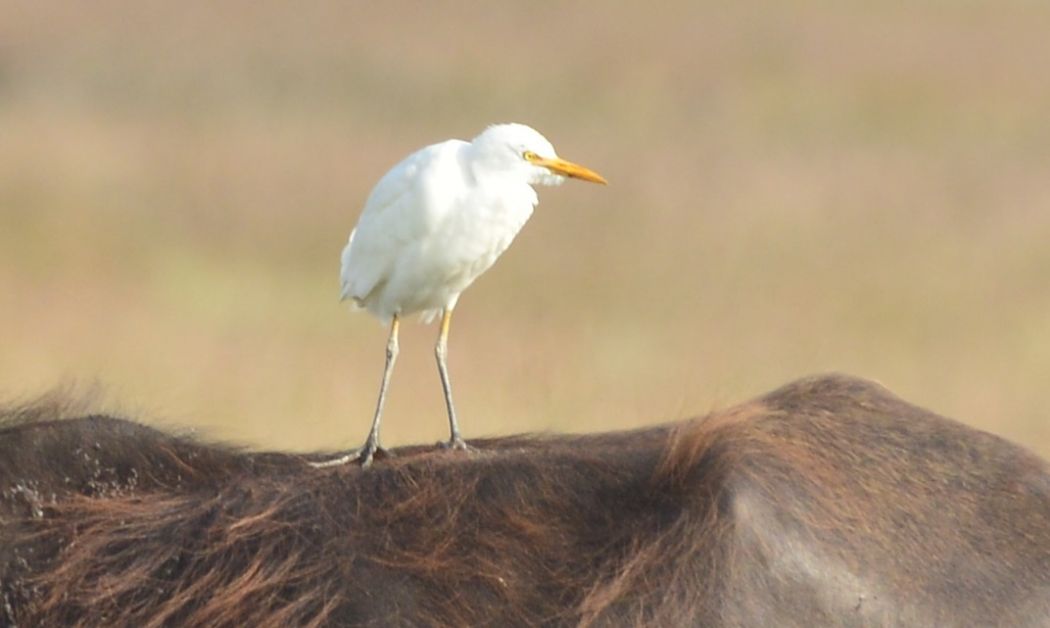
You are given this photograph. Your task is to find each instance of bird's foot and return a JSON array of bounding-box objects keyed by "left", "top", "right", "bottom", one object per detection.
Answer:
[
  {"left": 439, "top": 436, "right": 474, "bottom": 453},
  {"left": 310, "top": 439, "right": 389, "bottom": 469}
]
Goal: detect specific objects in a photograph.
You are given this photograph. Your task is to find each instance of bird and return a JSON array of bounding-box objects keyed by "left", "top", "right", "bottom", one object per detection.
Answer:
[{"left": 314, "top": 123, "right": 607, "bottom": 467}]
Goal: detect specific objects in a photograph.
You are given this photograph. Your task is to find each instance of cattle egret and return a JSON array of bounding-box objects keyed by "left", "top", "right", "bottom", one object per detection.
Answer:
[{"left": 315, "top": 123, "right": 606, "bottom": 467}]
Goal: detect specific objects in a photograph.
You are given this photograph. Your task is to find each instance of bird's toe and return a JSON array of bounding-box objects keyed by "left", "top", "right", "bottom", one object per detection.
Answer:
[
  {"left": 309, "top": 442, "right": 391, "bottom": 469},
  {"left": 440, "top": 437, "right": 474, "bottom": 453}
]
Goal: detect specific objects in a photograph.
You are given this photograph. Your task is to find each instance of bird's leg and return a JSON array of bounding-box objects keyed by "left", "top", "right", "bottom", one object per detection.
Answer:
[
  {"left": 435, "top": 307, "right": 469, "bottom": 451},
  {"left": 360, "top": 314, "right": 401, "bottom": 463},
  {"left": 312, "top": 315, "right": 400, "bottom": 468}
]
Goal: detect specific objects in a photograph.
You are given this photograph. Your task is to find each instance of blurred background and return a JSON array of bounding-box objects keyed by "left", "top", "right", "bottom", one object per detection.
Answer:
[{"left": 2, "top": 2, "right": 1048, "bottom": 455}]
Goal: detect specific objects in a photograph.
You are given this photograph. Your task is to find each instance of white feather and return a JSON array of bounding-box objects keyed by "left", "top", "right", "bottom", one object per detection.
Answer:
[{"left": 340, "top": 124, "right": 584, "bottom": 325}]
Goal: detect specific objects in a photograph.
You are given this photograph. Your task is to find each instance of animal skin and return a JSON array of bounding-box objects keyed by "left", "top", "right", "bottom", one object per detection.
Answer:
[{"left": 1, "top": 374, "right": 1049, "bottom": 626}]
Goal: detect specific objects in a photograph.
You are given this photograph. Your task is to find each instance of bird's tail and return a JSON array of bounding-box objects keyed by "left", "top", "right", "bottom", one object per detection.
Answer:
[{"left": 339, "top": 230, "right": 357, "bottom": 303}]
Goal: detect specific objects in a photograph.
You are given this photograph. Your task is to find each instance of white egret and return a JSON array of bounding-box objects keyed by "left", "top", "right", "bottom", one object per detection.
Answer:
[{"left": 317, "top": 123, "right": 606, "bottom": 467}]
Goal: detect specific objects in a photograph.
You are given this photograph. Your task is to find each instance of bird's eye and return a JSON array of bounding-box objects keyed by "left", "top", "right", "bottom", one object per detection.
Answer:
[{"left": 522, "top": 150, "right": 538, "bottom": 162}]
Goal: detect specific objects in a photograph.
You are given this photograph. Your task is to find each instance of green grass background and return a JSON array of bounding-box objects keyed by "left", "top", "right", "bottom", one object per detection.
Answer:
[{"left": 2, "top": 2, "right": 1048, "bottom": 455}]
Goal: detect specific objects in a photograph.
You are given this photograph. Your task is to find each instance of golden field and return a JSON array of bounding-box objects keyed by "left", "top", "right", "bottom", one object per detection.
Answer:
[{"left": 1, "top": 2, "right": 1048, "bottom": 456}]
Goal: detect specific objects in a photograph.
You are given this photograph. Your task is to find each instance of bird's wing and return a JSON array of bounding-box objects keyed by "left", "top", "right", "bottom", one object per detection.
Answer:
[{"left": 340, "top": 139, "right": 468, "bottom": 303}]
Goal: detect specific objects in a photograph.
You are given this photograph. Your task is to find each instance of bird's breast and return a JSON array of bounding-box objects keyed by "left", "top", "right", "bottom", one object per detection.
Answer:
[{"left": 412, "top": 187, "right": 529, "bottom": 287}]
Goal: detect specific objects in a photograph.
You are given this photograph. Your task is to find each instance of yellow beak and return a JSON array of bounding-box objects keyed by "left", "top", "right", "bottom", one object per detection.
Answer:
[{"left": 528, "top": 155, "right": 608, "bottom": 185}]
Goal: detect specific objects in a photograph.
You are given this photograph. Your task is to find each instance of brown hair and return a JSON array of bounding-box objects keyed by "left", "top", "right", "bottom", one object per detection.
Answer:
[{"left": 2, "top": 374, "right": 1049, "bottom": 626}]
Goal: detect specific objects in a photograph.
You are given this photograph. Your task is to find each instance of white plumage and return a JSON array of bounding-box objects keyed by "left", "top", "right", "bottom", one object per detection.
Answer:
[{"left": 318, "top": 123, "right": 606, "bottom": 467}]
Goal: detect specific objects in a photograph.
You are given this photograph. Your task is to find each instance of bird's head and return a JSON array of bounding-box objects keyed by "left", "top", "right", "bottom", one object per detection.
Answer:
[{"left": 470, "top": 123, "right": 607, "bottom": 187}]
